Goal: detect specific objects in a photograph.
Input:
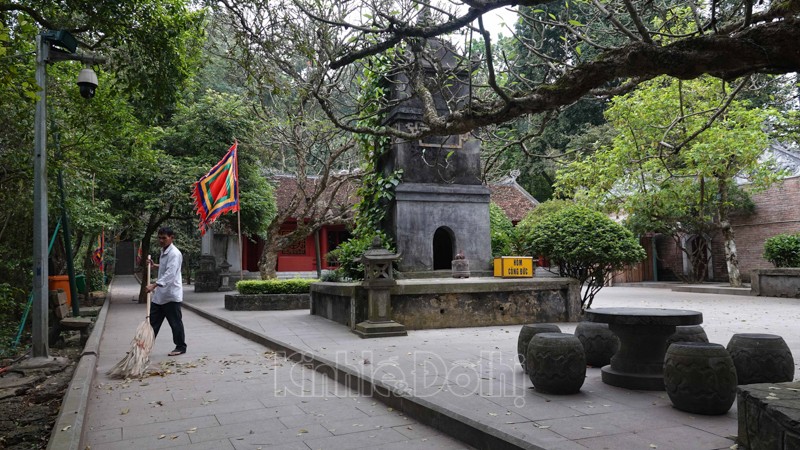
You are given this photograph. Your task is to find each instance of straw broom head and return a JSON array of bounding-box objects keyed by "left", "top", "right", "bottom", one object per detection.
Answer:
[
  {"left": 107, "top": 255, "right": 155, "bottom": 379},
  {"left": 107, "top": 320, "right": 154, "bottom": 378}
]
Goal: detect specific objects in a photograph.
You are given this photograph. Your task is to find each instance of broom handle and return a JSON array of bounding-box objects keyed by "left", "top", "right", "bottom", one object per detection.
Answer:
[{"left": 146, "top": 254, "right": 152, "bottom": 319}]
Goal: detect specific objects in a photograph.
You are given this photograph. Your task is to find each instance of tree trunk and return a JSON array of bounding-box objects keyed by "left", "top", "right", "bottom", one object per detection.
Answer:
[
  {"left": 717, "top": 179, "right": 742, "bottom": 287},
  {"left": 721, "top": 222, "right": 742, "bottom": 287},
  {"left": 259, "top": 247, "right": 278, "bottom": 279}
]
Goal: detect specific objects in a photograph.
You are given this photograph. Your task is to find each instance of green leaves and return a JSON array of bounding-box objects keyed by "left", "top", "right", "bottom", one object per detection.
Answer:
[
  {"left": 763, "top": 233, "right": 800, "bottom": 268},
  {"left": 489, "top": 203, "right": 515, "bottom": 258},
  {"left": 555, "top": 75, "right": 781, "bottom": 230},
  {"left": 526, "top": 205, "right": 646, "bottom": 309}
]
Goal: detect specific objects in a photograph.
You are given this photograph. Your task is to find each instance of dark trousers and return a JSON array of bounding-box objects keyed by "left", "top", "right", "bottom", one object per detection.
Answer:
[{"left": 149, "top": 301, "right": 186, "bottom": 352}]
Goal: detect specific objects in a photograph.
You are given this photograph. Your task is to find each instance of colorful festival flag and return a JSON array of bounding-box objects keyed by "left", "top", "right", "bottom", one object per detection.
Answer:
[
  {"left": 191, "top": 141, "right": 239, "bottom": 234},
  {"left": 91, "top": 231, "right": 104, "bottom": 270}
]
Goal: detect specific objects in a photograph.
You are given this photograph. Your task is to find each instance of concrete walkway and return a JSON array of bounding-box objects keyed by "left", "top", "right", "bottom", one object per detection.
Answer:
[{"left": 80, "top": 276, "right": 800, "bottom": 450}]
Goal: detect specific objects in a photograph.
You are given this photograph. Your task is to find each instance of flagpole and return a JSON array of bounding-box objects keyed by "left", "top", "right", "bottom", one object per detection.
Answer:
[{"left": 235, "top": 140, "right": 244, "bottom": 281}]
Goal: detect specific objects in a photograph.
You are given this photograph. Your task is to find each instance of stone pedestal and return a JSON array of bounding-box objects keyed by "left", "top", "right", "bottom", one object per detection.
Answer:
[
  {"left": 727, "top": 333, "right": 795, "bottom": 384},
  {"left": 666, "top": 324, "right": 709, "bottom": 346},
  {"left": 194, "top": 255, "right": 219, "bottom": 292},
  {"left": 527, "top": 332, "right": 586, "bottom": 394},
  {"left": 354, "top": 287, "right": 408, "bottom": 338},
  {"left": 574, "top": 322, "right": 619, "bottom": 368},
  {"left": 664, "top": 342, "right": 737, "bottom": 415},
  {"left": 517, "top": 323, "right": 561, "bottom": 372}
]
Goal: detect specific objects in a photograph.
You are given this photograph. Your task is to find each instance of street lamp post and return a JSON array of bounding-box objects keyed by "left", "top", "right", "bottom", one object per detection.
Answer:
[
  {"left": 31, "top": 33, "right": 49, "bottom": 359},
  {"left": 30, "top": 30, "right": 105, "bottom": 362}
]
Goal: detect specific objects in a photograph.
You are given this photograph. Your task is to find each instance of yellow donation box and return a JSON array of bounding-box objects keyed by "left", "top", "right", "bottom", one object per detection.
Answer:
[{"left": 493, "top": 256, "right": 535, "bottom": 278}]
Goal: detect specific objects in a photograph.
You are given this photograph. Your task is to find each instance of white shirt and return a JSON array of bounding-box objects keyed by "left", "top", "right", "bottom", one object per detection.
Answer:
[{"left": 152, "top": 243, "right": 183, "bottom": 304}]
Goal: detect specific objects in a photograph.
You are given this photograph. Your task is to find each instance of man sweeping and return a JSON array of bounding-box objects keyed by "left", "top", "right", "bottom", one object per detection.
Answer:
[{"left": 146, "top": 227, "right": 187, "bottom": 356}]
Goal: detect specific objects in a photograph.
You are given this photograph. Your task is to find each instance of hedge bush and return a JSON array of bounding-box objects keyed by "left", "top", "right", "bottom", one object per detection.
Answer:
[
  {"left": 763, "top": 233, "right": 800, "bottom": 268},
  {"left": 235, "top": 278, "right": 318, "bottom": 295}
]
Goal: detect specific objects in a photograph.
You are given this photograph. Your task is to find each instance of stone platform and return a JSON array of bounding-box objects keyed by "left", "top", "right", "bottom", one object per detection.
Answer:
[
  {"left": 310, "top": 277, "right": 581, "bottom": 330},
  {"left": 737, "top": 381, "right": 800, "bottom": 449},
  {"left": 224, "top": 293, "right": 310, "bottom": 311}
]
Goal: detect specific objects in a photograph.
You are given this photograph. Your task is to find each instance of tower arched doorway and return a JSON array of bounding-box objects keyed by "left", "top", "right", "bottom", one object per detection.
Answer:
[{"left": 433, "top": 227, "right": 455, "bottom": 270}]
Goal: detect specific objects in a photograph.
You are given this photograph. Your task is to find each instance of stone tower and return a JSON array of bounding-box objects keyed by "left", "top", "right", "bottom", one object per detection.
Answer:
[{"left": 381, "top": 39, "right": 491, "bottom": 275}]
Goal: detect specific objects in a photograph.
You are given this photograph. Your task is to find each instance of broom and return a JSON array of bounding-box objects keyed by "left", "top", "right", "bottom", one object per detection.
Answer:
[{"left": 108, "top": 254, "right": 155, "bottom": 379}]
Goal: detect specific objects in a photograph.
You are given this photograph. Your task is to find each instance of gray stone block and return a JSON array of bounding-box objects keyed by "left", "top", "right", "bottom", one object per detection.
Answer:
[{"left": 737, "top": 381, "right": 800, "bottom": 450}]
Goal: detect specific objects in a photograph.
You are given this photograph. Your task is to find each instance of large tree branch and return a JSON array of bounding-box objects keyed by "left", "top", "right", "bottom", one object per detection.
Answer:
[
  {"left": 327, "top": 0, "right": 535, "bottom": 69},
  {"left": 395, "top": 20, "right": 800, "bottom": 137}
]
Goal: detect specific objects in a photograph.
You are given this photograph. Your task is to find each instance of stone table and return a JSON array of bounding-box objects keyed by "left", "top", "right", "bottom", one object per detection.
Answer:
[{"left": 585, "top": 307, "right": 703, "bottom": 390}]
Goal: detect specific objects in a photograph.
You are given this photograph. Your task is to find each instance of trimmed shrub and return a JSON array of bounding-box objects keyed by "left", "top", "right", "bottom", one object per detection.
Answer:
[
  {"left": 763, "top": 233, "right": 800, "bottom": 268},
  {"left": 516, "top": 199, "right": 573, "bottom": 255},
  {"left": 528, "top": 205, "right": 646, "bottom": 310},
  {"left": 235, "top": 278, "right": 318, "bottom": 295}
]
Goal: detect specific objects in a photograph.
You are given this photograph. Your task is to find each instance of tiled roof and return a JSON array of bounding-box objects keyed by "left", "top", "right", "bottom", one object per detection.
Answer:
[
  {"left": 271, "top": 174, "right": 359, "bottom": 221},
  {"left": 771, "top": 141, "right": 800, "bottom": 177},
  {"left": 487, "top": 173, "right": 540, "bottom": 222},
  {"left": 271, "top": 173, "right": 539, "bottom": 222},
  {"left": 488, "top": 184, "right": 539, "bottom": 222}
]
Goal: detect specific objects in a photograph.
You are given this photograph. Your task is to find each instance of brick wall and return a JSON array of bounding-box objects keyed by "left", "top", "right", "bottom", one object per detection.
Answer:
[
  {"left": 651, "top": 176, "right": 800, "bottom": 283},
  {"left": 730, "top": 176, "right": 800, "bottom": 282}
]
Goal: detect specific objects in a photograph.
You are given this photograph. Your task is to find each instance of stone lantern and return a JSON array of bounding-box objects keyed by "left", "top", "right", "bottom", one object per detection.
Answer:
[
  {"left": 354, "top": 237, "right": 408, "bottom": 338},
  {"left": 218, "top": 259, "right": 232, "bottom": 292}
]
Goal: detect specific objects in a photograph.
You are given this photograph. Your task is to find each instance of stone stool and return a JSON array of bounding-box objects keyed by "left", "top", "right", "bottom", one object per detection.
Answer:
[
  {"left": 526, "top": 332, "right": 586, "bottom": 394},
  {"left": 517, "top": 323, "right": 561, "bottom": 373},
  {"left": 574, "top": 322, "right": 619, "bottom": 367},
  {"left": 726, "top": 333, "right": 795, "bottom": 384},
  {"left": 664, "top": 342, "right": 737, "bottom": 415},
  {"left": 666, "top": 325, "right": 709, "bottom": 346}
]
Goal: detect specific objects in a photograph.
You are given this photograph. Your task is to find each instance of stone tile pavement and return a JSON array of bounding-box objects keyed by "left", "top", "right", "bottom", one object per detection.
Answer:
[
  {"left": 79, "top": 276, "right": 800, "bottom": 450},
  {"left": 82, "top": 276, "right": 467, "bottom": 450}
]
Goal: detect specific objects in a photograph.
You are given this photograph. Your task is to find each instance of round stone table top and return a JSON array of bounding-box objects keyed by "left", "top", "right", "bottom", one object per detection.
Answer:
[{"left": 585, "top": 307, "right": 703, "bottom": 326}]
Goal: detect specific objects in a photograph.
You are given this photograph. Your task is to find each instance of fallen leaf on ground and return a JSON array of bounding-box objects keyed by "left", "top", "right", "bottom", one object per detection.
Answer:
[
  {"left": 61, "top": 425, "right": 71, "bottom": 431},
  {"left": 120, "top": 408, "right": 129, "bottom": 415}
]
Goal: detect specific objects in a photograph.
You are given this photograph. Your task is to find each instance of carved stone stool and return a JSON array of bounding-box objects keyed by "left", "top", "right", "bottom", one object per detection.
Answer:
[
  {"left": 517, "top": 323, "right": 561, "bottom": 372},
  {"left": 526, "top": 332, "right": 586, "bottom": 394},
  {"left": 666, "top": 325, "right": 709, "bottom": 347},
  {"left": 664, "top": 342, "right": 737, "bottom": 415},
  {"left": 726, "top": 333, "right": 795, "bottom": 384},
  {"left": 574, "top": 322, "right": 619, "bottom": 367}
]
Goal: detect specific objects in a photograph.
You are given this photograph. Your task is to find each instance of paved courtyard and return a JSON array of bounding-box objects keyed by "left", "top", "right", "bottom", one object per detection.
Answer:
[{"left": 78, "top": 276, "right": 799, "bottom": 449}]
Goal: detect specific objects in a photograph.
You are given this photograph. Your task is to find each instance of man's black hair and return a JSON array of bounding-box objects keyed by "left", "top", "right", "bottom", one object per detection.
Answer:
[{"left": 158, "top": 226, "right": 175, "bottom": 237}]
